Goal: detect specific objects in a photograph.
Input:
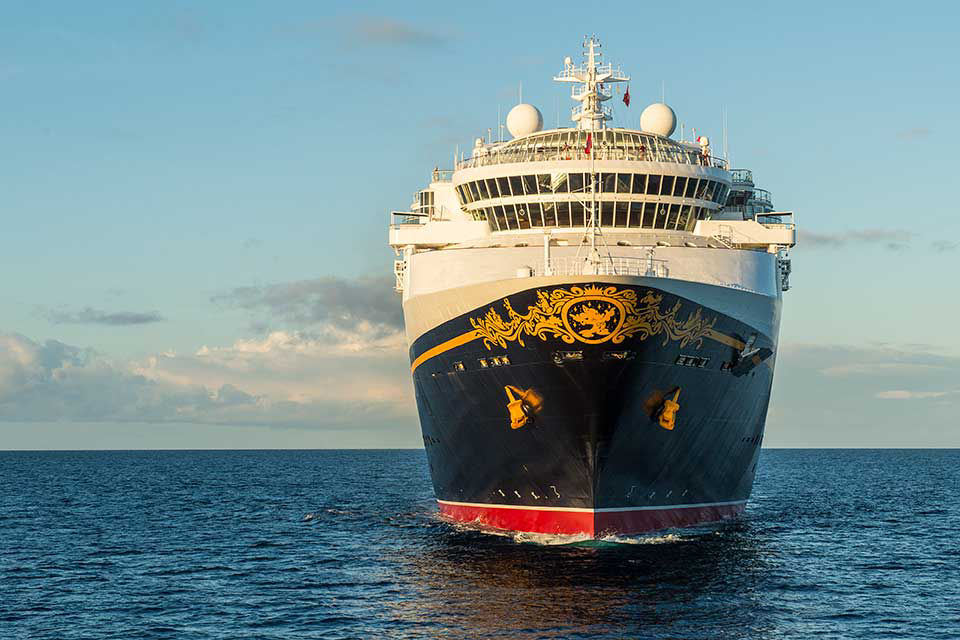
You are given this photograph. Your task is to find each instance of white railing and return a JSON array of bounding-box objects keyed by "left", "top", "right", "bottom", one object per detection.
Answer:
[
  {"left": 531, "top": 255, "right": 669, "bottom": 278},
  {"left": 457, "top": 147, "right": 728, "bottom": 170}
]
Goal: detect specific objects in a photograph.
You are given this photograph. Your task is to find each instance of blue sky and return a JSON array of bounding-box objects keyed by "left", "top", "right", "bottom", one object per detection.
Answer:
[{"left": 2, "top": 0, "right": 958, "bottom": 448}]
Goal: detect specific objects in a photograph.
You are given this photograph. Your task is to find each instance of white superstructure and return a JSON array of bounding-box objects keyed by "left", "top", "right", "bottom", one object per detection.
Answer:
[{"left": 390, "top": 37, "right": 796, "bottom": 345}]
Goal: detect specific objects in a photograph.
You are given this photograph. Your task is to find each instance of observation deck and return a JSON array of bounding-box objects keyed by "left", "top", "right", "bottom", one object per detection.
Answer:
[{"left": 457, "top": 129, "right": 727, "bottom": 171}]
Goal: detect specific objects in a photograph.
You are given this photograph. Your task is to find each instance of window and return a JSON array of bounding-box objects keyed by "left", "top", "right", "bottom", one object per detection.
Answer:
[
  {"left": 570, "top": 201, "right": 587, "bottom": 226},
  {"left": 509, "top": 176, "right": 523, "bottom": 196},
  {"left": 672, "top": 177, "right": 686, "bottom": 197},
  {"left": 667, "top": 204, "right": 680, "bottom": 229},
  {"left": 600, "top": 201, "right": 614, "bottom": 226},
  {"left": 617, "top": 174, "right": 632, "bottom": 193},
  {"left": 660, "top": 175, "right": 675, "bottom": 197},
  {"left": 701, "top": 181, "right": 715, "bottom": 200},
  {"left": 676, "top": 205, "right": 691, "bottom": 231},
  {"left": 602, "top": 173, "right": 617, "bottom": 193},
  {"left": 522, "top": 175, "right": 538, "bottom": 195},
  {"left": 646, "top": 174, "right": 661, "bottom": 195},
  {"left": 497, "top": 177, "right": 511, "bottom": 197},
  {"left": 468, "top": 181, "right": 481, "bottom": 202},
  {"left": 477, "top": 180, "right": 490, "bottom": 201},
  {"left": 637, "top": 202, "right": 651, "bottom": 228},
  {"left": 685, "top": 178, "right": 698, "bottom": 198},
  {"left": 615, "top": 201, "right": 629, "bottom": 227},
  {"left": 631, "top": 174, "right": 646, "bottom": 194},
  {"left": 655, "top": 204, "right": 669, "bottom": 229},
  {"left": 530, "top": 202, "right": 545, "bottom": 226},
  {"left": 517, "top": 204, "right": 533, "bottom": 229},
  {"left": 487, "top": 207, "right": 501, "bottom": 231},
  {"left": 556, "top": 201, "right": 571, "bottom": 227},
  {"left": 554, "top": 173, "right": 569, "bottom": 193},
  {"left": 537, "top": 174, "right": 552, "bottom": 192},
  {"left": 495, "top": 205, "right": 510, "bottom": 230},
  {"left": 486, "top": 178, "right": 500, "bottom": 198},
  {"left": 543, "top": 202, "right": 558, "bottom": 227},
  {"left": 569, "top": 173, "right": 585, "bottom": 193}
]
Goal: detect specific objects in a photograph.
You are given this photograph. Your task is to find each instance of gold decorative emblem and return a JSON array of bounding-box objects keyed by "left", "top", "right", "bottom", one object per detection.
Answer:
[{"left": 470, "top": 285, "right": 716, "bottom": 350}]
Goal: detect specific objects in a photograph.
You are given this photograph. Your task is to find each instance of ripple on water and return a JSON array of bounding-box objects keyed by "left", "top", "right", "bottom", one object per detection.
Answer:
[{"left": 0, "top": 449, "right": 957, "bottom": 639}]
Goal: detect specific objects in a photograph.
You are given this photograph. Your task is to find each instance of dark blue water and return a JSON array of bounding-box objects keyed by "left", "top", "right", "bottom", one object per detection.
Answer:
[{"left": 1, "top": 450, "right": 957, "bottom": 639}]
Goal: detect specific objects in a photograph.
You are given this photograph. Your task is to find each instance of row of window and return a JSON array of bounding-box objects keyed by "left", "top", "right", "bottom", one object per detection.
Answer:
[
  {"left": 455, "top": 174, "right": 729, "bottom": 206},
  {"left": 473, "top": 201, "right": 705, "bottom": 232}
]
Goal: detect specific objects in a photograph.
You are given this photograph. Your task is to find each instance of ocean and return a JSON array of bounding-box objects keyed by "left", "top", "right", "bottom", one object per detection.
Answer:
[{"left": 1, "top": 449, "right": 957, "bottom": 639}]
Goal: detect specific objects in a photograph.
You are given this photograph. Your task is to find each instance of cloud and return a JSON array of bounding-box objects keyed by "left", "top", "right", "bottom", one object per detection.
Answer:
[
  {"left": 875, "top": 390, "right": 958, "bottom": 400},
  {"left": 212, "top": 276, "right": 401, "bottom": 334},
  {"left": 40, "top": 307, "right": 165, "bottom": 326},
  {"left": 349, "top": 17, "right": 447, "bottom": 48},
  {"left": 799, "top": 228, "right": 913, "bottom": 251},
  {"left": 819, "top": 363, "right": 947, "bottom": 377},
  {"left": 765, "top": 342, "right": 960, "bottom": 446},
  {"left": 932, "top": 240, "right": 958, "bottom": 253},
  {"left": 0, "top": 328, "right": 413, "bottom": 430},
  {"left": 896, "top": 127, "right": 931, "bottom": 140}
]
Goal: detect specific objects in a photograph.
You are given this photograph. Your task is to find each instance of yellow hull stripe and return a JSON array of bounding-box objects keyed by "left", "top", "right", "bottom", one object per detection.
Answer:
[
  {"left": 410, "top": 327, "right": 756, "bottom": 374},
  {"left": 704, "top": 329, "right": 746, "bottom": 350},
  {"left": 410, "top": 330, "right": 482, "bottom": 373}
]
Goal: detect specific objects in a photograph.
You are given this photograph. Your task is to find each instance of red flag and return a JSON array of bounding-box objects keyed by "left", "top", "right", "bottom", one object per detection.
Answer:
[
  {"left": 623, "top": 85, "right": 630, "bottom": 107},
  {"left": 584, "top": 132, "right": 592, "bottom": 155}
]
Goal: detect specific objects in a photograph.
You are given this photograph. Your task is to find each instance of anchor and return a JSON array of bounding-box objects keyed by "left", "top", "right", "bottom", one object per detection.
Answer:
[
  {"left": 657, "top": 388, "right": 681, "bottom": 431},
  {"left": 504, "top": 385, "right": 544, "bottom": 429}
]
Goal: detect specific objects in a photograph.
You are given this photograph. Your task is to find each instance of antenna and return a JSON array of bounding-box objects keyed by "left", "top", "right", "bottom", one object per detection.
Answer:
[
  {"left": 553, "top": 35, "right": 628, "bottom": 130},
  {"left": 723, "top": 107, "right": 729, "bottom": 164},
  {"left": 498, "top": 104, "right": 502, "bottom": 143}
]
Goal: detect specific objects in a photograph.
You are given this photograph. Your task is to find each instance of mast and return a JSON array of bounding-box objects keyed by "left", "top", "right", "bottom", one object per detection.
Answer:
[{"left": 554, "top": 36, "right": 629, "bottom": 269}]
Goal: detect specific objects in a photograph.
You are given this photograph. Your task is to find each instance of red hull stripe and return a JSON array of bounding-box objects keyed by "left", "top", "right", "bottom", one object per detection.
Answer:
[{"left": 437, "top": 499, "right": 746, "bottom": 536}]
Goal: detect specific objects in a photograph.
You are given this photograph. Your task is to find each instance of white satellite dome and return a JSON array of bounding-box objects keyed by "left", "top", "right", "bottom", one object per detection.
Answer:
[
  {"left": 640, "top": 102, "right": 677, "bottom": 137},
  {"left": 506, "top": 103, "right": 543, "bottom": 138}
]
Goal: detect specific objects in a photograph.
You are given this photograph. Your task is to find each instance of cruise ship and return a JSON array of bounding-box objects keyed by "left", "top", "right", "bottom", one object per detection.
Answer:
[{"left": 389, "top": 38, "right": 795, "bottom": 537}]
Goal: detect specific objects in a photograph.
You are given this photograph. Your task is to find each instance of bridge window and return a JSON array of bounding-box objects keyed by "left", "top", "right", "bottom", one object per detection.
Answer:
[
  {"left": 615, "top": 201, "right": 629, "bottom": 227},
  {"left": 522, "top": 175, "right": 538, "bottom": 195},
  {"left": 569, "top": 173, "right": 585, "bottom": 193},
  {"left": 646, "top": 174, "right": 660, "bottom": 195},
  {"left": 631, "top": 174, "right": 646, "bottom": 194},
  {"left": 673, "top": 177, "right": 686, "bottom": 197},
  {"left": 457, "top": 172, "right": 727, "bottom": 229},
  {"left": 600, "top": 201, "right": 614, "bottom": 226},
  {"left": 660, "top": 175, "right": 675, "bottom": 197}
]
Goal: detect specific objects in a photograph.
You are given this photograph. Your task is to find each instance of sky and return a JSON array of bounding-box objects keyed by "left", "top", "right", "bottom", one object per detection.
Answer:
[{"left": 1, "top": 0, "right": 958, "bottom": 449}]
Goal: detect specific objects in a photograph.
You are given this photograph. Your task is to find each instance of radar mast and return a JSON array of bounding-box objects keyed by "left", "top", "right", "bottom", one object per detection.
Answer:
[
  {"left": 555, "top": 37, "right": 630, "bottom": 269},
  {"left": 554, "top": 36, "right": 630, "bottom": 131}
]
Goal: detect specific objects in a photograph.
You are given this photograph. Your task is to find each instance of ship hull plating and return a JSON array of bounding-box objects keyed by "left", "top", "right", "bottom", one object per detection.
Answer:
[{"left": 408, "top": 281, "right": 776, "bottom": 536}]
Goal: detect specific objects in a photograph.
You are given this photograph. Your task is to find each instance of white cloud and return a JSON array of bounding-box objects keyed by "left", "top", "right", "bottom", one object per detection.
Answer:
[
  {"left": 0, "top": 327, "right": 414, "bottom": 430},
  {"left": 819, "top": 363, "right": 946, "bottom": 377},
  {"left": 875, "top": 390, "right": 958, "bottom": 400},
  {"left": 766, "top": 343, "right": 960, "bottom": 446}
]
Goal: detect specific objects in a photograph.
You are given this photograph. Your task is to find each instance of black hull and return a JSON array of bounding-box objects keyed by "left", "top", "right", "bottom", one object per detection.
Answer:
[{"left": 408, "top": 282, "right": 775, "bottom": 535}]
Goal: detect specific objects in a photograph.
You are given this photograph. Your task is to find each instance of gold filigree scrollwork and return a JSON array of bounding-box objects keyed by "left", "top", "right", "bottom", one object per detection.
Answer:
[{"left": 469, "top": 285, "right": 716, "bottom": 350}]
